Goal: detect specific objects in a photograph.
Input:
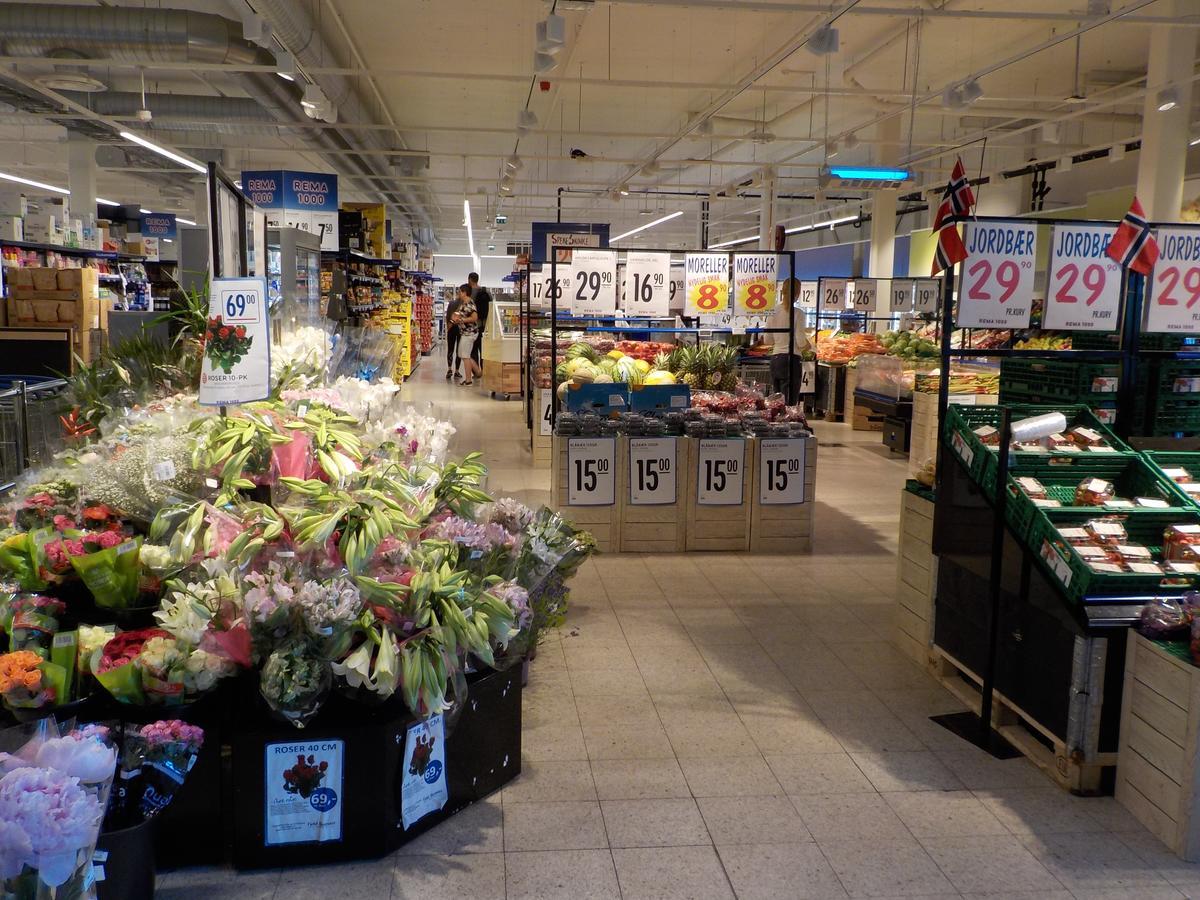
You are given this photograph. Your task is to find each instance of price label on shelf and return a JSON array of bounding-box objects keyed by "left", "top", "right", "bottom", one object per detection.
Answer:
[
  {"left": 1144, "top": 227, "right": 1200, "bottom": 334},
  {"left": 956, "top": 222, "right": 1037, "bottom": 329},
  {"left": 733, "top": 253, "right": 779, "bottom": 315},
  {"left": 567, "top": 437, "right": 616, "bottom": 506},
  {"left": 799, "top": 361, "right": 816, "bottom": 394},
  {"left": 1044, "top": 224, "right": 1122, "bottom": 332},
  {"left": 669, "top": 267, "right": 686, "bottom": 314},
  {"left": 913, "top": 279, "right": 941, "bottom": 313},
  {"left": 796, "top": 280, "right": 818, "bottom": 310},
  {"left": 629, "top": 437, "right": 677, "bottom": 505},
  {"left": 539, "top": 388, "right": 554, "bottom": 436},
  {"left": 889, "top": 278, "right": 914, "bottom": 312},
  {"left": 696, "top": 438, "right": 745, "bottom": 505},
  {"left": 199, "top": 276, "right": 271, "bottom": 407},
  {"left": 570, "top": 249, "right": 617, "bottom": 317},
  {"left": 819, "top": 278, "right": 847, "bottom": 310},
  {"left": 847, "top": 278, "right": 878, "bottom": 312},
  {"left": 685, "top": 253, "right": 730, "bottom": 315},
  {"left": 624, "top": 251, "right": 671, "bottom": 317},
  {"left": 759, "top": 438, "right": 807, "bottom": 504},
  {"left": 531, "top": 267, "right": 573, "bottom": 311}
]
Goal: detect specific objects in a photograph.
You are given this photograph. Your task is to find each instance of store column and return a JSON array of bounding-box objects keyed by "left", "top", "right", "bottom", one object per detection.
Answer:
[
  {"left": 758, "top": 167, "right": 778, "bottom": 249},
  {"left": 67, "top": 137, "right": 96, "bottom": 215},
  {"left": 1135, "top": 0, "right": 1197, "bottom": 222},
  {"left": 868, "top": 117, "right": 901, "bottom": 277}
]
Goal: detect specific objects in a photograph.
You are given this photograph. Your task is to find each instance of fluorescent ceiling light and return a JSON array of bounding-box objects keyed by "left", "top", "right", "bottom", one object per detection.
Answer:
[
  {"left": 139, "top": 208, "right": 153, "bottom": 214},
  {"left": 784, "top": 214, "right": 857, "bottom": 235},
  {"left": 162, "top": 238, "right": 173, "bottom": 243},
  {"left": 0, "top": 171, "right": 69, "bottom": 195},
  {"left": 119, "top": 131, "right": 206, "bottom": 174},
  {"left": 1191, "top": 137, "right": 1200, "bottom": 147},
  {"left": 1157, "top": 87, "right": 1179, "bottom": 112},
  {"left": 277, "top": 72, "right": 294, "bottom": 81},
  {"left": 709, "top": 234, "right": 759, "bottom": 249},
  {"left": 176, "top": 217, "right": 197, "bottom": 226},
  {"left": 96, "top": 197, "right": 119, "bottom": 207},
  {"left": 827, "top": 166, "right": 911, "bottom": 181},
  {"left": 610, "top": 210, "right": 683, "bottom": 242},
  {"left": 463, "top": 199, "right": 476, "bottom": 262}
]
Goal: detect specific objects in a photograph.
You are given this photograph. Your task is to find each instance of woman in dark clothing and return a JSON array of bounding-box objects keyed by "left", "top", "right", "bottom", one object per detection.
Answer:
[{"left": 445, "top": 293, "right": 462, "bottom": 379}]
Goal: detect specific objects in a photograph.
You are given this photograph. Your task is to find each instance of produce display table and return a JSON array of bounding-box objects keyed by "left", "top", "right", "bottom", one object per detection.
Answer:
[
  {"left": 894, "top": 483, "right": 936, "bottom": 668},
  {"left": 748, "top": 434, "right": 816, "bottom": 553}
]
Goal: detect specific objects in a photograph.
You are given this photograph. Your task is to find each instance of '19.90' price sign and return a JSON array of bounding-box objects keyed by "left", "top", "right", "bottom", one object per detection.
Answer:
[
  {"left": 199, "top": 276, "right": 271, "bottom": 407},
  {"left": 1043, "top": 224, "right": 1122, "bottom": 332},
  {"left": 567, "top": 437, "right": 616, "bottom": 506},
  {"left": 758, "top": 438, "right": 808, "bottom": 504},
  {"left": 696, "top": 438, "right": 745, "bottom": 505},
  {"left": 1145, "top": 228, "right": 1200, "bottom": 334},
  {"left": 629, "top": 437, "right": 677, "bottom": 505},
  {"left": 956, "top": 222, "right": 1036, "bottom": 329}
]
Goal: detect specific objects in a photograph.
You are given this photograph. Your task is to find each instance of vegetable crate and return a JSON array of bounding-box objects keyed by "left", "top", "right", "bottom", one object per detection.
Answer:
[
  {"left": 551, "top": 435, "right": 623, "bottom": 552},
  {"left": 618, "top": 436, "right": 687, "bottom": 553},
  {"left": 1027, "top": 508, "right": 1200, "bottom": 602},
  {"left": 999, "top": 358, "right": 1120, "bottom": 405},
  {"left": 1117, "top": 631, "right": 1200, "bottom": 861},
  {"left": 748, "top": 435, "right": 816, "bottom": 553},
  {"left": 1134, "top": 396, "right": 1200, "bottom": 438},
  {"left": 908, "top": 392, "right": 998, "bottom": 480},
  {"left": 1145, "top": 451, "right": 1200, "bottom": 507},
  {"left": 684, "top": 436, "right": 752, "bottom": 552},
  {"left": 894, "top": 484, "right": 936, "bottom": 668}
]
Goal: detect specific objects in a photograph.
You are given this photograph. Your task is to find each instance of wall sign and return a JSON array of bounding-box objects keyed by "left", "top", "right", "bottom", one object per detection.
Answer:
[
  {"left": 1144, "top": 227, "right": 1200, "bottom": 334},
  {"left": 567, "top": 437, "right": 616, "bottom": 505},
  {"left": 696, "top": 438, "right": 745, "bottom": 505},
  {"left": 242, "top": 169, "right": 339, "bottom": 251},
  {"left": 570, "top": 249, "right": 617, "bottom": 317},
  {"left": 685, "top": 253, "right": 730, "bottom": 314},
  {"left": 401, "top": 714, "right": 447, "bottom": 830},
  {"left": 623, "top": 251, "right": 671, "bottom": 317},
  {"left": 819, "top": 278, "right": 847, "bottom": 310},
  {"left": 140, "top": 212, "right": 176, "bottom": 241},
  {"left": 1044, "top": 224, "right": 1122, "bottom": 332},
  {"left": 199, "top": 277, "right": 271, "bottom": 407},
  {"left": 531, "top": 222, "right": 610, "bottom": 265},
  {"left": 956, "top": 222, "right": 1037, "bottom": 328},
  {"left": 759, "top": 438, "right": 807, "bottom": 504},
  {"left": 264, "top": 739, "right": 343, "bottom": 846},
  {"left": 733, "top": 253, "right": 779, "bottom": 315},
  {"left": 629, "top": 437, "right": 677, "bottom": 505},
  {"left": 847, "top": 278, "right": 878, "bottom": 312}
]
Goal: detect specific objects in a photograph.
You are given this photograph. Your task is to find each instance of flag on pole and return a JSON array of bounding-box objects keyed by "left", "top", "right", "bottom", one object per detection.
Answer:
[
  {"left": 931, "top": 157, "right": 976, "bottom": 276},
  {"left": 1105, "top": 197, "right": 1159, "bottom": 276}
]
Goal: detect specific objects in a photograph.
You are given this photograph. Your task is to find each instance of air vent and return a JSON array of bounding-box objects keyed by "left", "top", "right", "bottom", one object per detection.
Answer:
[{"left": 36, "top": 71, "right": 107, "bottom": 93}]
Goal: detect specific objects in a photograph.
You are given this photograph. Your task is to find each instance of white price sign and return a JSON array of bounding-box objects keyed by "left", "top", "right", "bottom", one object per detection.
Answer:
[
  {"left": 669, "top": 268, "right": 686, "bottom": 313},
  {"left": 819, "top": 278, "right": 847, "bottom": 310},
  {"left": 913, "top": 278, "right": 941, "bottom": 313},
  {"left": 759, "top": 438, "right": 807, "bottom": 504},
  {"left": 696, "top": 438, "right": 745, "bottom": 505},
  {"left": 567, "top": 437, "right": 616, "bottom": 506},
  {"left": 847, "top": 278, "right": 878, "bottom": 312},
  {"left": 532, "top": 267, "right": 572, "bottom": 311},
  {"left": 624, "top": 251, "right": 671, "bottom": 316},
  {"left": 799, "top": 361, "right": 816, "bottom": 394},
  {"left": 570, "top": 249, "right": 617, "bottom": 316},
  {"left": 733, "top": 253, "right": 779, "bottom": 315},
  {"left": 629, "top": 437, "right": 677, "bottom": 505},
  {"left": 264, "top": 739, "right": 343, "bottom": 846},
  {"left": 199, "top": 276, "right": 271, "bottom": 407},
  {"left": 889, "top": 278, "right": 914, "bottom": 313},
  {"left": 796, "top": 280, "right": 818, "bottom": 310},
  {"left": 1044, "top": 224, "right": 1122, "bottom": 332},
  {"left": 1144, "top": 228, "right": 1200, "bottom": 334},
  {"left": 539, "top": 388, "right": 553, "bottom": 436},
  {"left": 957, "top": 222, "right": 1037, "bottom": 328}
]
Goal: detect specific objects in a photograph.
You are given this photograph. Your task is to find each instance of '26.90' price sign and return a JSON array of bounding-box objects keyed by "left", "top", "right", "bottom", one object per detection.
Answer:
[
  {"left": 567, "top": 437, "right": 616, "bottom": 506},
  {"left": 696, "top": 438, "right": 745, "bottom": 505},
  {"left": 1043, "top": 224, "right": 1122, "bottom": 332},
  {"left": 1145, "top": 228, "right": 1200, "bottom": 334},
  {"left": 956, "top": 222, "right": 1036, "bottom": 329},
  {"left": 758, "top": 438, "right": 808, "bottom": 504},
  {"left": 199, "top": 276, "right": 271, "bottom": 407},
  {"left": 629, "top": 437, "right": 677, "bottom": 505}
]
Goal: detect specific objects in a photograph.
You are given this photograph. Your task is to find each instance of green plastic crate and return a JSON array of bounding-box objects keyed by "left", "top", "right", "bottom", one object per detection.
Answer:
[
  {"left": 1028, "top": 508, "right": 1200, "bottom": 601},
  {"left": 1144, "top": 451, "right": 1200, "bottom": 508},
  {"left": 1134, "top": 396, "right": 1200, "bottom": 437},
  {"left": 999, "top": 358, "right": 1120, "bottom": 403}
]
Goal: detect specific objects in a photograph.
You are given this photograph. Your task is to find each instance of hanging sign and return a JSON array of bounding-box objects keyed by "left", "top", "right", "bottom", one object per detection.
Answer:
[
  {"left": 759, "top": 438, "right": 808, "bottom": 505},
  {"left": 1044, "top": 224, "right": 1122, "bottom": 331},
  {"left": 913, "top": 278, "right": 941, "bottom": 314},
  {"left": 669, "top": 267, "right": 686, "bottom": 314},
  {"left": 539, "top": 388, "right": 553, "bottom": 436},
  {"left": 1144, "top": 227, "right": 1200, "bottom": 334},
  {"left": 685, "top": 253, "right": 730, "bottom": 314},
  {"left": 531, "top": 266, "right": 573, "bottom": 311},
  {"left": 797, "top": 280, "right": 818, "bottom": 310},
  {"left": 696, "top": 438, "right": 745, "bottom": 505},
  {"left": 819, "top": 278, "right": 847, "bottom": 310},
  {"left": 629, "top": 437, "right": 677, "bottom": 505},
  {"left": 956, "top": 222, "right": 1037, "bottom": 328},
  {"left": 848, "top": 278, "right": 878, "bottom": 312},
  {"left": 199, "top": 277, "right": 271, "bottom": 406},
  {"left": 889, "top": 279, "right": 914, "bottom": 312},
  {"left": 733, "top": 253, "right": 779, "bottom": 315},
  {"left": 625, "top": 251, "right": 672, "bottom": 317},
  {"left": 567, "top": 437, "right": 616, "bottom": 505},
  {"left": 264, "top": 739, "right": 343, "bottom": 846},
  {"left": 243, "top": 170, "right": 339, "bottom": 251},
  {"left": 570, "top": 249, "right": 617, "bottom": 317},
  {"left": 401, "top": 714, "right": 448, "bottom": 830}
]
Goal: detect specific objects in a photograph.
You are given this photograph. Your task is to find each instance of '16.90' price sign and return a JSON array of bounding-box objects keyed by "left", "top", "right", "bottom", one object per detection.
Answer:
[
  {"left": 956, "top": 222, "right": 1036, "bottom": 329},
  {"left": 624, "top": 251, "right": 671, "bottom": 317},
  {"left": 1043, "top": 224, "right": 1122, "bottom": 332},
  {"left": 567, "top": 437, "right": 616, "bottom": 506},
  {"left": 759, "top": 438, "right": 808, "bottom": 504},
  {"left": 696, "top": 438, "right": 745, "bottom": 505},
  {"left": 199, "top": 276, "right": 271, "bottom": 407},
  {"left": 1145, "top": 228, "right": 1200, "bottom": 334},
  {"left": 685, "top": 253, "right": 730, "bottom": 315},
  {"left": 629, "top": 437, "right": 677, "bottom": 505}
]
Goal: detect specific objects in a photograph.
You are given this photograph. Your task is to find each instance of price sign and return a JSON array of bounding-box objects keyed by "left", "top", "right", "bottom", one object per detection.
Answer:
[
  {"left": 685, "top": 253, "right": 730, "bottom": 314},
  {"left": 957, "top": 222, "right": 1037, "bottom": 328},
  {"left": 629, "top": 437, "right": 677, "bottom": 505},
  {"left": 567, "top": 437, "right": 616, "bottom": 506},
  {"left": 799, "top": 361, "right": 816, "bottom": 394},
  {"left": 913, "top": 279, "right": 941, "bottom": 314},
  {"left": 1144, "top": 227, "right": 1200, "bottom": 334},
  {"left": 847, "top": 278, "right": 878, "bottom": 312},
  {"left": 199, "top": 277, "right": 271, "bottom": 407},
  {"left": 819, "top": 278, "right": 847, "bottom": 310},
  {"left": 539, "top": 388, "right": 553, "bottom": 436},
  {"left": 796, "top": 280, "right": 818, "bottom": 310},
  {"left": 669, "top": 268, "right": 686, "bottom": 313},
  {"left": 759, "top": 438, "right": 807, "bottom": 504},
  {"left": 531, "top": 267, "right": 573, "bottom": 311},
  {"left": 696, "top": 438, "right": 745, "bottom": 505},
  {"left": 733, "top": 253, "right": 779, "bottom": 315},
  {"left": 889, "top": 279, "right": 913, "bottom": 312},
  {"left": 570, "top": 249, "right": 617, "bottom": 316},
  {"left": 624, "top": 251, "right": 671, "bottom": 316},
  {"left": 1043, "top": 224, "right": 1122, "bottom": 331}
]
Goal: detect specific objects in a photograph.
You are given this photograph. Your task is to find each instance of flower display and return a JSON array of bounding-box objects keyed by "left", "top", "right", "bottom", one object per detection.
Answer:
[
  {"left": 203, "top": 315, "right": 254, "bottom": 374},
  {"left": 0, "top": 766, "right": 105, "bottom": 887},
  {"left": 0, "top": 652, "right": 49, "bottom": 709}
]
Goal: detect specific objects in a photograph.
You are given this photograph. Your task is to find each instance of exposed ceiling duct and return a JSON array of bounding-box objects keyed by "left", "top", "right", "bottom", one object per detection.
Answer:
[{"left": 58, "top": 91, "right": 283, "bottom": 136}]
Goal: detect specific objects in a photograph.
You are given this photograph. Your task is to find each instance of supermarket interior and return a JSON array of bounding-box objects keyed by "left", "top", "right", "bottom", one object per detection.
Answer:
[{"left": 4, "top": 0, "right": 1200, "bottom": 898}]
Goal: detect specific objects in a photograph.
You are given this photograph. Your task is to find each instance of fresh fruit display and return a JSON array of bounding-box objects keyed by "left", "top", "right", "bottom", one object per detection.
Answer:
[
  {"left": 1015, "top": 332, "right": 1073, "bottom": 351},
  {"left": 879, "top": 330, "right": 939, "bottom": 364},
  {"left": 656, "top": 343, "right": 741, "bottom": 390},
  {"left": 816, "top": 332, "right": 886, "bottom": 363}
]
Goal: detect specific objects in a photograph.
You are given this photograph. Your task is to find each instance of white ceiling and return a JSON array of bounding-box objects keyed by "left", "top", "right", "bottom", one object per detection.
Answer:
[{"left": 0, "top": 0, "right": 1196, "bottom": 253}]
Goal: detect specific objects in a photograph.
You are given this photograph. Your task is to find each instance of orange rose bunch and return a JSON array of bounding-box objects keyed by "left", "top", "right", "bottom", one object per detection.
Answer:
[{"left": 0, "top": 650, "right": 51, "bottom": 708}]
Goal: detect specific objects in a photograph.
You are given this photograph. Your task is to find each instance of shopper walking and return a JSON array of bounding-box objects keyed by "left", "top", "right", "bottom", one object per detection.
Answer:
[
  {"left": 768, "top": 277, "right": 812, "bottom": 403},
  {"left": 445, "top": 290, "right": 463, "bottom": 380},
  {"left": 467, "top": 271, "right": 491, "bottom": 366},
  {"left": 453, "top": 283, "right": 481, "bottom": 386}
]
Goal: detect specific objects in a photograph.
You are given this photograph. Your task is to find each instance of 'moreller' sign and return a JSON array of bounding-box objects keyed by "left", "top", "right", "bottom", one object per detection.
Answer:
[{"left": 241, "top": 170, "right": 339, "bottom": 251}]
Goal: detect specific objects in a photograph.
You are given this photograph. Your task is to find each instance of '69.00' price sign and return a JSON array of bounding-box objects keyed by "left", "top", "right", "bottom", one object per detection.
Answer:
[
  {"left": 199, "top": 276, "right": 271, "bottom": 407},
  {"left": 1144, "top": 228, "right": 1200, "bottom": 334},
  {"left": 567, "top": 437, "right": 616, "bottom": 506},
  {"left": 696, "top": 438, "right": 745, "bottom": 505},
  {"left": 685, "top": 253, "right": 730, "bottom": 315},
  {"left": 758, "top": 438, "right": 808, "bottom": 505}
]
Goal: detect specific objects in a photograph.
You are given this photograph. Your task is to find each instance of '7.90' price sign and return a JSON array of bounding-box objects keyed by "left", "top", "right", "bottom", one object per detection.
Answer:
[
  {"left": 199, "top": 276, "right": 271, "bottom": 407},
  {"left": 758, "top": 438, "right": 807, "bottom": 504},
  {"left": 567, "top": 437, "right": 616, "bottom": 506},
  {"left": 956, "top": 222, "right": 1036, "bottom": 329},
  {"left": 696, "top": 438, "right": 745, "bottom": 505},
  {"left": 1145, "top": 228, "right": 1200, "bottom": 334}
]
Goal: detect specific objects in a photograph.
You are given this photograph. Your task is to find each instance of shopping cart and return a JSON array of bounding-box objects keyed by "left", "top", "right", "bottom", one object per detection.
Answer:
[{"left": 0, "top": 376, "right": 70, "bottom": 491}]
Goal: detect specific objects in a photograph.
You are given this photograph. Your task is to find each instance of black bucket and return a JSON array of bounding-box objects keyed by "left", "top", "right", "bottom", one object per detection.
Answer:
[{"left": 96, "top": 820, "right": 156, "bottom": 900}]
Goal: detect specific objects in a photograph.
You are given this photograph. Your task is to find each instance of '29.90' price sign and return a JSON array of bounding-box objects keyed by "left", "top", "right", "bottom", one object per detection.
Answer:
[
  {"left": 696, "top": 438, "right": 745, "bottom": 505},
  {"left": 570, "top": 249, "right": 617, "bottom": 317},
  {"left": 199, "top": 276, "right": 271, "bottom": 407},
  {"left": 758, "top": 438, "right": 808, "bottom": 504},
  {"left": 629, "top": 437, "right": 677, "bottom": 505},
  {"left": 1043, "top": 224, "right": 1122, "bottom": 332},
  {"left": 956, "top": 222, "right": 1036, "bottom": 329},
  {"left": 567, "top": 437, "right": 616, "bottom": 506},
  {"left": 1145, "top": 228, "right": 1200, "bottom": 334}
]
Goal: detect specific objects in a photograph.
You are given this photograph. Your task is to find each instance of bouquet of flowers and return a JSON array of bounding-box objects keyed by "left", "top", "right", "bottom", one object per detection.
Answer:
[
  {"left": 0, "top": 652, "right": 53, "bottom": 711},
  {"left": 104, "top": 719, "right": 204, "bottom": 830},
  {"left": 203, "top": 316, "right": 253, "bottom": 374},
  {"left": 423, "top": 515, "right": 521, "bottom": 581},
  {"left": 260, "top": 642, "right": 332, "bottom": 728},
  {"left": 10, "top": 479, "right": 79, "bottom": 532},
  {"left": 56, "top": 532, "right": 142, "bottom": 610}
]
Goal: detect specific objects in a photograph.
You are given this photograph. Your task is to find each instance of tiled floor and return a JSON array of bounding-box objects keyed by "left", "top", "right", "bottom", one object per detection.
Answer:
[{"left": 159, "top": 359, "right": 1200, "bottom": 899}]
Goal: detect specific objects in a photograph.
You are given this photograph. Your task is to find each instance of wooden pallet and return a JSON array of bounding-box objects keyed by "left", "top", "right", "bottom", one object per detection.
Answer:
[
  {"left": 748, "top": 435, "right": 816, "bottom": 553},
  {"left": 930, "top": 646, "right": 1113, "bottom": 794},
  {"left": 551, "top": 436, "right": 621, "bottom": 552},
  {"left": 894, "top": 489, "right": 936, "bottom": 667},
  {"left": 619, "top": 436, "right": 687, "bottom": 553},
  {"left": 684, "top": 437, "right": 751, "bottom": 552}
]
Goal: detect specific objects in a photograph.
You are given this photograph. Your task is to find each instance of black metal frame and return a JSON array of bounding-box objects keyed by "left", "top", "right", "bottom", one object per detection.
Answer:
[{"left": 206, "top": 161, "right": 254, "bottom": 279}]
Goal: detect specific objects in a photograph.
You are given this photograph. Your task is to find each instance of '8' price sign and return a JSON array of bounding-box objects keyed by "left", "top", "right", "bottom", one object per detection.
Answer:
[
  {"left": 758, "top": 438, "right": 808, "bottom": 504},
  {"left": 629, "top": 437, "right": 677, "bottom": 505},
  {"left": 696, "top": 438, "right": 745, "bottom": 505},
  {"left": 199, "top": 276, "right": 271, "bottom": 407},
  {"left": 570, "top": 249, "right": 617, "bottom": 317},
  {"left": 685, "top": 253, "right": 730, "bottom": 315},
  {"left": 1145, "top": 228, "right": 1200, "bottom": 334},
  {"left": 624, "top": 251, "right": 672, "bottom": 317},
  {"left": 1044, "top": 224, "right": 1122, "bottom": 332},
  {"left": 733, "top": 253, "right": 779, "bottom": 315},
  {"left": 567, "top": 437, "right": 616, "bottom": 506},
  {"left": 956, "top": 222, "right": 1037, "bottom": 329}
]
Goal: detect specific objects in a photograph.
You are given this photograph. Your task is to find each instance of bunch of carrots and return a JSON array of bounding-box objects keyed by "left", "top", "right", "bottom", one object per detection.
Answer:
[{"left": 816, "top": 332, "right": 886, "bottom": 363}]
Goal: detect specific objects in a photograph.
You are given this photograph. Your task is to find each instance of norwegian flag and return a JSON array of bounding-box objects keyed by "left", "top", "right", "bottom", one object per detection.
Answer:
[
  {"left": 1105, "top": 197, "right": 1159, "bottom": 276},
  {"left": 931, "top": 157, "right": 976, "bottom": 276}
]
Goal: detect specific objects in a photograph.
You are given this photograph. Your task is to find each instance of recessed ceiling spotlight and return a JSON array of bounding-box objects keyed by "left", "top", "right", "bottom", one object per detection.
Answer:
[
  {"left": 619, "top": 185, "right": 630, "bottom": 196},
  {"left": 505, "top": 155, "right": 522, "bottom": 172},
  {"left": 1157, "top": 87, "right": 1179, "bottom": 112}
]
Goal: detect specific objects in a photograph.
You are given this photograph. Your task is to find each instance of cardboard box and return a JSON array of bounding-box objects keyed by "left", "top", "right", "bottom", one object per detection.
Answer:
[
  {"left": 7, "top": 293, "right": 106, "bottom": 330},
  {"left": 10, "top": 268, "right": 34, "bottom": 289},
  {"left": 32, "top": 268, "right": 59, "bottom": 291},
  {"left": 56, "top": 267, "right": 98, "bottom": 297},
  {"left": 0, "top": 216, "right": 22, "bottom": 242}
]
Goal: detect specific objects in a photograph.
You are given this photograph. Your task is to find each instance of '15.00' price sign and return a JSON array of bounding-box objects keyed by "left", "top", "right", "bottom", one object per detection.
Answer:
[
  {"left": 1044, "top": 224, "right": 1122, "bottom": 332},
  {"left": 696, "top": 438, "right": 745, "bottom": 505},
  {"left": 956, "top": 222, "right": 1036, "bottom": 329},
  {"left": 571, "top": 249, "right": 617, "bottom": 317},
  {"left": 624, "top": 251, "right": 671, "bottom": 317},
  {"left": 1145, "top": 228, "right": 1200, "bottom": 334},
  {"left": 685, "top": 253, "right": 730, "bottom": 315},
  {"left": 567, "top": 437, "right": 616, "bottom": 506},
  {"left": 629, "top": 437, "right": 677, "bottom": 505},
  {"left": 759, "top": 438, "right": 808, "bottom": 504},
  {"left": 733, "top": 253, "right": 778, "bottom": 315},
  {"left": 199, "top": 276, "right": 271, "bottom": 407}
]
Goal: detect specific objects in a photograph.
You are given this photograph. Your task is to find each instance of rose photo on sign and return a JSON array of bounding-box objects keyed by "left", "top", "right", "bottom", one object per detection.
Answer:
[
  {"left": 203, "top": 316, "right": 253, "bottom": 374},
  {"left": 281, "top": 752, "right": 329, "bottom": 799}
]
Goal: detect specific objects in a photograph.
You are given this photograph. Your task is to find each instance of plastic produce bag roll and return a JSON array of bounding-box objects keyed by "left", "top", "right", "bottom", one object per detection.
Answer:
[{"left": 1010, "top": 412, "right": 1068, "bottom": 443}]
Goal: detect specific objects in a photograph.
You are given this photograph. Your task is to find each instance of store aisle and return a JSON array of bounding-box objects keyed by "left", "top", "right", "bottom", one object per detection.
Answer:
[{"left": 160, "top": 361, "right": 1200, "bottom": 900}]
